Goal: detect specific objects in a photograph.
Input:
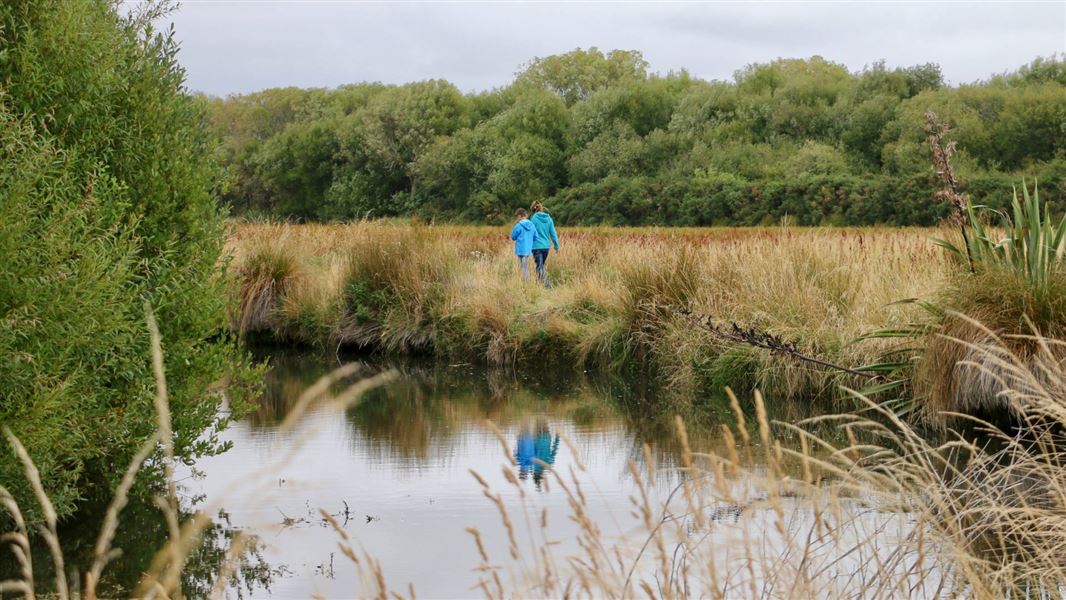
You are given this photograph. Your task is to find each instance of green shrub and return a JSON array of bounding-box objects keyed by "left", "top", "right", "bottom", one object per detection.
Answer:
[
  {"left": 912, "top": 182, "right": 1066, "bottom": 423},
  {"left": 0, "top": 1, "right": 251, "bottom": 518}
]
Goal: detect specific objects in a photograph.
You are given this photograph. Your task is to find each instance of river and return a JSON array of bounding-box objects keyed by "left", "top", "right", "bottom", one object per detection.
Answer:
[
  {"left": 19, "top": 351, "right": 722, "bottom": 598},
  {"left": 7, "top": 349, "right": 907, "bottom": 598}
]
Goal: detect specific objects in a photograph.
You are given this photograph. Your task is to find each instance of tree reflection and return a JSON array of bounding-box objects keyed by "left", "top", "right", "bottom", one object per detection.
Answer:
[
  {"left": 243, "top": 348, "right": 843, "bottom": 487},
  {"left": 1, "top": 495, "right": 274, "bottom": 599}
]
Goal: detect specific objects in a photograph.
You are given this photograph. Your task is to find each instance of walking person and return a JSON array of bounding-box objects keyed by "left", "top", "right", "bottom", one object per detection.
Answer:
[
  {"left": 529, "top": 201, "right": 559, "bottom": 288},
  {"left": 510, "top": 208, "right": 535, "bottom": 281}
]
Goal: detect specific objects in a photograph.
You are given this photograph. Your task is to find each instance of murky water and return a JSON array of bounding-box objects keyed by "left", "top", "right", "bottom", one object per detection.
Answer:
[
  {"left": 196, "top": 353, "right": 700, "bottom": 598},
  {"left": 21, "top": 351, "right": 740, "bottom": 598}
]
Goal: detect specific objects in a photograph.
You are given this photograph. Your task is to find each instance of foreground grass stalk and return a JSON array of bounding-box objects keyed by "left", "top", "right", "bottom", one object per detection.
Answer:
[
  {"left": 441, "top": 333, "right": 1066, "bottom": 597},
  {"left": 3, "top": 431, "right": 68, "bottom": 600},
  {"left": 1, "top": 304, "right": 397, "bottom": 598},
  {"left": 84, "top": 432, "right": 162, "bottom": 599},
  {"left": 139, "top": 306, "right": 187, "bottom": 600},
  {"left": 0, "top": 486, "right": 33, "bottom": 598}
]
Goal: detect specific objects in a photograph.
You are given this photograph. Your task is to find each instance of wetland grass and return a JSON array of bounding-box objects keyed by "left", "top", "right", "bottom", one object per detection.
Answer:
[
  {"left": 10, "top": 187, "right": 1064, "bottom": 596},
  {"left": 227, "top": 222, "right": 951, "bottom": 409}
]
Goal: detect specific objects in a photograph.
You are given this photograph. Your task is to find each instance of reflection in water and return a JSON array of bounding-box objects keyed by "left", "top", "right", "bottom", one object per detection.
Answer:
[
  {"left": 515, "top": 418, "right": 559, "bottom": 488},
  {"left": 257, "top": 349, "right": 712, "bottom": 481},
  {"left": 217, "top": 349, "right": 730, "bottom": 597},
  {"left": 261, "top": 350, "right": 737, "bottom": 485},
  {"left": 6, "top": 348, "right": 839, "bottom": 598},
  {"left": 3, "top": 496, "right": 274, "bottom": 598}
]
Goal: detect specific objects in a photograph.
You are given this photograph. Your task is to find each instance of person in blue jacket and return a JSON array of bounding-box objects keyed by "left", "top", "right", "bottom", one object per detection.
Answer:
[
  {"left": 529, "top": 201, "right": 560, "bottom": 288},
  {"left": 510, "top": 208, "right": 535, "bottom": 281},
  {"left": 514, "top": 418, "right": 559, "bottom": 490}
]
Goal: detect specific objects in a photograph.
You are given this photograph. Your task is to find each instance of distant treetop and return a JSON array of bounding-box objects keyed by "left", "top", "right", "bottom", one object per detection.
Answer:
[{"left": 517, "top": 48, "right": 650, "bottom": 105}]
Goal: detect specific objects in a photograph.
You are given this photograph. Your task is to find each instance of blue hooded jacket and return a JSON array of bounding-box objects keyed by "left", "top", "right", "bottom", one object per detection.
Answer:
[
  {"left": 510, "top": 219, "right": 535, "bottom": 256},
  {"left": 530, "top": 211, "right": 559, "bottom": 251}
]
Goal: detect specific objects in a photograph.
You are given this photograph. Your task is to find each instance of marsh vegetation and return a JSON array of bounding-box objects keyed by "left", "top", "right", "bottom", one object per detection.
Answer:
[
  {"left": 229, "top": 222, "right": 949, "bottom": 411},
  {"left": 8, "top": 331, "right": 1066, "bottom": 598}
]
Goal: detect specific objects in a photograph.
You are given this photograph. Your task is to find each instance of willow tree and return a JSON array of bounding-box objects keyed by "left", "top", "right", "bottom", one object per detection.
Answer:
[{"left": 0, "top": 0, "right": 252, "bottom": 518}]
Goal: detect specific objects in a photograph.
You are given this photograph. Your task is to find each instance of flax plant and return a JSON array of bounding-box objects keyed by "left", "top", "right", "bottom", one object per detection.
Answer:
[{"left": 937, "top": 182, "right": 1065, "bottom": 291}]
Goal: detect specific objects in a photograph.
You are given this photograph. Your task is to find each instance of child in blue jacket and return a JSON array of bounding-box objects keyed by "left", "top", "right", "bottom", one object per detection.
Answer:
[
  {"left": 529, "top": 201, "right": 560, "bottom": 288},
  {"left": 510, "top": 208, "right": 535, "bottom": 281}
]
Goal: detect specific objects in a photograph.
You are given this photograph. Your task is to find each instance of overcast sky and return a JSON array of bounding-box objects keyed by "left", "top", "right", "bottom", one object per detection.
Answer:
[{"left": 160, "top": 1, "right": 1066, "bottom": 97}]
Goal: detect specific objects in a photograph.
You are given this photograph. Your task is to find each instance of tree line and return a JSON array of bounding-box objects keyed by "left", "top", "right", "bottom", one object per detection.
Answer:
[{"left": 205, "top": 49, "right": 1066, "bottom": 226}]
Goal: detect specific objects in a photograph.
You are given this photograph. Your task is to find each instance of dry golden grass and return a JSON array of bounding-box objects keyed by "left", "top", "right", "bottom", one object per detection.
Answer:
[
  {"left": 914, "top": 267, "right": 1066, "bottom": 424},
  {"left": 227, "top": 221, "right": 953, "bottom": 407}
]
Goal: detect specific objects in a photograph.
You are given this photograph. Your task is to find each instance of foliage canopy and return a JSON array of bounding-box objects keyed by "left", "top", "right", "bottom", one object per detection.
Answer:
[
  {"left": 207, "top": 51, "right": 1066, "bottom": 225},
  {"left": 0, "top": 0, "right": 249, "bottom": 518}
]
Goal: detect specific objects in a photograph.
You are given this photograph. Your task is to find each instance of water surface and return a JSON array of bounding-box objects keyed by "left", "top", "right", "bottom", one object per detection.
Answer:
[
  {"left": 114, "top": 352, "right": 711, "bottom": 598},
  {"left": 4, "top": 349, "right": 906, "bottom": 598}
]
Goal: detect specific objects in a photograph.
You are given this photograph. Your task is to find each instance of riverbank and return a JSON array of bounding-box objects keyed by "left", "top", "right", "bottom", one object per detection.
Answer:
[{"left": 227, "top": 222, "right": 951, "bottom": 409}]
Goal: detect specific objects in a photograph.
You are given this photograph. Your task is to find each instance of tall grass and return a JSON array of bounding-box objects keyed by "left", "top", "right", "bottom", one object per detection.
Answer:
[
  {"left": 337, "top": 225, "right": 459, "bottom": 351},
  {"left": 368, "top": 331, "right": 1066, "bottom": 597},
  {"left": 228, "top": 223, "right": 949, "bottom": 408},
  {"left": 0, "top": 311, "right": 395, "bottom": 599},
  {"left": 229, "top": 238, "right": 304, "bottom": 336}
]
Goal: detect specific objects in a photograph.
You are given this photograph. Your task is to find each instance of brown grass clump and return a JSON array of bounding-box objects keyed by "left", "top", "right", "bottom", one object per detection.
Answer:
[
  {"left": 895, "top": 332, "right": 1066, "bottom": 592},
  {"left": 229, "top": 235, "right": 304, "bottom": 336},
  {"left": 915, "top": 268, "right": 1066, "bottom": 424},
  {"left": 335, "top": 223, "right": 459, "bottom": 351}
]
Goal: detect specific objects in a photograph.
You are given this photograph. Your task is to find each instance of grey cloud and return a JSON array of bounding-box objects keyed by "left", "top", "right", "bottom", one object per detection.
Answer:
[{"left": 162, "top": 1, "right": 1066, "bottom": 96}]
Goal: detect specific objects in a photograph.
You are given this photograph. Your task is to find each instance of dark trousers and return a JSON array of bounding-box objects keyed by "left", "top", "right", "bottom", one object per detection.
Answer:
[{"left": 532, "top": 249, "right": 551, "bottom": 288}]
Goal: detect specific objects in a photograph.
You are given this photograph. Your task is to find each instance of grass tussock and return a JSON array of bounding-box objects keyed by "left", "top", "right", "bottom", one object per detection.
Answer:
[
  {"left": 229, "top": 237, "right": 304, "bottom": 336},
  {"left": 336, "top": 225, "right": 459, "bottom": 351},
  {"left": 228, "top": 223, "right": 951, "bottom": 407},
  {"left": 916, "top": 182, "right": 1066, "bottom": 424},
  {"left": 917, "top": 271, "right": 1066, "bottom": 421}
]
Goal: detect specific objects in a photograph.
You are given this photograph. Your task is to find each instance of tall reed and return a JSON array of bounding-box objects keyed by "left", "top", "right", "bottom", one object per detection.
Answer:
[{"left": 449, "top": 331, "right": 1066, "bottom": 598}]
